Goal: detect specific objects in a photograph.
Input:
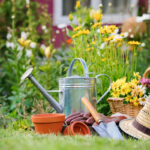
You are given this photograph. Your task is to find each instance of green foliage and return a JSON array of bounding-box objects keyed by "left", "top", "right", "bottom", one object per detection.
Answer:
[{"left": 0, "top": 0, "right": 70, "bottom": 118}]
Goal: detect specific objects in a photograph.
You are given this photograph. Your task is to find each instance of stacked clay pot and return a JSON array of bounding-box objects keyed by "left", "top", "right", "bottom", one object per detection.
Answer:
[{"left": 63, "top": 121, "right": 91, "bottom": 135}]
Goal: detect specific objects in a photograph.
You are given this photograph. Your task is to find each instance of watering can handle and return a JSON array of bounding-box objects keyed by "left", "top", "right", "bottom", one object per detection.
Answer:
[
  {"left": 68, "top": 58, "right": 89, "bottom": 77},
  {"left": 96, "top": 74, "right": 112, "bottom": 104}
]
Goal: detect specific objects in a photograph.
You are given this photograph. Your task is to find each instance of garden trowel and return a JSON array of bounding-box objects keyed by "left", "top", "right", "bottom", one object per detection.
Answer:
[{"left": 81, "top": 97, "right": 123, "bottom": 140}]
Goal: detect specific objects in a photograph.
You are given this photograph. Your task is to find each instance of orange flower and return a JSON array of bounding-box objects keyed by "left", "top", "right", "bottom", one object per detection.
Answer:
[{"left": 66, "top": 38, "right": 72, "bottom": 44}]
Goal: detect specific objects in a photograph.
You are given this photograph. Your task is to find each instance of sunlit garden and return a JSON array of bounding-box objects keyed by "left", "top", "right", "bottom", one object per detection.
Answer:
[{"left": 0, "top": 0, "right": 150, "bottom": 149}]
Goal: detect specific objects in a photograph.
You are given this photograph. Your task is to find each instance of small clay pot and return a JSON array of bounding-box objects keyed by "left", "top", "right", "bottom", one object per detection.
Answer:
[
  {"left": 63, "top": 121, "right": 91, "bottom": 135},
  {"left": 32, "top": 113, "right": 65, "bottom": 134}
]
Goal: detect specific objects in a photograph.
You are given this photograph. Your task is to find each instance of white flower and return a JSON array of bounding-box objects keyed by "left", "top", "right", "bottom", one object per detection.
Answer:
[
  {"left": 100, "top": 43, "right": 105, "bottom": 49},
  {"left": 6, "top": 41, "right": 15, "bottom": 49},
  {"left": 11, "top": 15, "right": 15, "bottom": 19},
  {"left": 99, "top": 3, "right": 103, "bottom": 8},
  {"left": 56, "top": 30, "right": 60, "bottom": 34},
  {"left": 30, "top": 42, "right": 36, "bottom": 48},
  {"left": 26, "top": 49, "right": 32, "bottom": 57},
  {"left": 97, "top": 51, "right": 100, "bottom": 56},
  {"left": 6, "top": 33, "right": 12, "bottom": 40},
  {"left": 110, "top": 29, "right": 119, "bottom": 36},
  {"left": 21, "top": 32, "right": 28, "bottom": 40},
  {"left": 41, "top": 44, "right": 46, "bottom": 50},
  {"left": 123, "top": 32, "right": 129, "bottom": 38},
  {"left": 108, "top": 2, "right": 112, "bottom": 7},
  {"left": 42, "top": 25, "right": 47, "bottom": 30},
  {"left": 52, "top": 38, "right": 55, "bottom": 42},
  {"left": 138, "top": 85, "right": 146, "bottom": 94},
  {"left": 128, "top": 29, "right": 132, "bottom": 32},
  {"left": 142, "top": 14, "right": 150, "bottom": 20},
  {"left": 130, "top": 34, "right": 134, "bottom": 38},
  {"left": 26, "top": 0, "right": 30, "bottom": 5},
  {"left": 57, "top": 24, "right": 67, "bottom": 29},
  {"left": 141, "top": 43, "right": 145, "bottom": 47}
]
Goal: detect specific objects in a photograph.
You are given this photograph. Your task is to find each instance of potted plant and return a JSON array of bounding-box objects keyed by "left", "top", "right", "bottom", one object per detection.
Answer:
[{"left": 107, "top": 68, "right": 150, "bottom": 117}]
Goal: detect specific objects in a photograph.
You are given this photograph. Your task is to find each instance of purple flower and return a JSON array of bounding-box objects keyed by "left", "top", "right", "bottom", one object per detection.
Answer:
[{"left": 140, "top": 78, "right": 150, "bottom": 89}]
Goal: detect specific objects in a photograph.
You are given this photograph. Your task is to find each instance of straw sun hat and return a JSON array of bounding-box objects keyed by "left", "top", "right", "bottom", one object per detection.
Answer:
[{"left": 119, "top": 98, "right": 150, "bottom": 140}]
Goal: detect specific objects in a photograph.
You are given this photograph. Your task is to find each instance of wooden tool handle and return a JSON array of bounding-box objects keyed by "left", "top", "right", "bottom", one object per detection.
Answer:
[
  {"left": 143, "top": 67, "right": 150, "bottom": 78},
  {"left": 81, "top": 97, "right": 102, "bottom": 123}
]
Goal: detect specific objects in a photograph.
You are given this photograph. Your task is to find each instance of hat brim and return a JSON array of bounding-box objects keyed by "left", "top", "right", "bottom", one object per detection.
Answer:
[{"left": 119, "top": 119, "right": 150, "bottom": 140}]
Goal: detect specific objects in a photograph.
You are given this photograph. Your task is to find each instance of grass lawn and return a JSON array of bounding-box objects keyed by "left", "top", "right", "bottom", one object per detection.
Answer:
[{"left": 0, "top": 128, "right": 150, "bottom": 150}]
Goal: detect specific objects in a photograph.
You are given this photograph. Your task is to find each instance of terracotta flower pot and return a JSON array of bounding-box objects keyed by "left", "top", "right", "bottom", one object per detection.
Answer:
[
  {"left": 63, "top": 121, "right": 91, "bottom": 136},
  {"left": 32, "top": 113, "right": 65, "bottom": 134}
]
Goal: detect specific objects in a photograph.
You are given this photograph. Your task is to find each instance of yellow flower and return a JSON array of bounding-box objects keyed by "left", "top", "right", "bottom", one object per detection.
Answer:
[
  {"left": 125, "top": 96, "right": 132, "bottom": 102},
  {"left": 113, "top": 38, "right": 123, "bottom": 43},
  {"left": 120, "top": 83, "right": 131, "bottom": 95},
  {"left": 128, "top": 41, "right": 141, "bottom": 46},
  {"left": 76, "top": 1, "right": 81, "bottom": 9},
  {"left": 100, "top": 25, "right": 118, "bottom": 34},
  {"left": 91, "top": 22, "right": 102, "bottom": 29},
  {"left": 139, "top": 91, "right": 144, "bottom": 97},
  {"left": 131, "top": 87, "right": 140, "bottom": 97},
  {"left": 104, "top": 35, "right": 115, "bottom": 42},
  {"left": 44, "top": 46, "right": 56, "bottom": 59},
  {"left": 111, "top": 82, "right": 119, "bottom": 90},
  {"left": 90, "top": 9, "right": 103, "bottom": 21},
  {"left": 69, "top": 13, "right": 73, "bottom": 21},
  {"left": 134, "top": 101, "right": 139, "bottom": 106},
  {"left": 94, "top": 11, "right": 103, "bottom": 21},
  {"left": 86, "top": 47, "right": 92, "bottom": 52},
  {"left": 111, "top": 89, "right": 120, "bottom": 97},
  {"left": 133, "top": 72, "right": 141, "bottom": 80},
  {"left": 129, "top": 82, "right": 136, "bottom": 88},
  {"left": 72, "top": 29, "right": 90, "bottom": 38},
  {"left": 101, "top": 58, "right": 106, "bottom": 62},
  {"left": 18, "top": 37, "right": 31, "bottom": 47},
  {"left": 73, "top": 26, "right": 82, "bottom": 31},
  {"left": 129, "top": 98, "right": 134, "bottom": 103},
  {"left": 131, "top": 79, "right": 139, "bottom": 85},
  {"left": 91, "top": 41, "right": 96, "bottom": 45},
  {"left": 141, "top": 97, "right": 146, "bottom": 101}
]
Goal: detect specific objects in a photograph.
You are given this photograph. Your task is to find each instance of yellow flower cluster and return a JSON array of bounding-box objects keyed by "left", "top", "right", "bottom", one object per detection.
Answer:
[
  {"left": 100, "top": 25, "right": 118, "bottom": 34},
  {"left": 128, "top": 41, "right": 141, "bottom": 46},
  {"left": 73, "top": 25, "right": 82, "bottom": 31},
  {"left": 90, "top": 9, "right": 103, "bottom": 22},
  {"left": 72, "top": 29, "right": 90, "bottom": 38},
  {"left": 113, "top": 38, "right": 123, "bottom": 43},
  {"left": 111, "top": 73, "right": 146, "bottom": 106},
  {"left": 91, "top": 22, "right": 102, "bottom": 29},
  {"left": 103, "top": 35, "right": 115, "bottom": 42}
]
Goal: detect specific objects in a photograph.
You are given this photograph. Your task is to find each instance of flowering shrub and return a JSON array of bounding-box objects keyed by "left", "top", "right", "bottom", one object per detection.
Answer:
[
  {"left": 111, "top": 72, "right": 150, "bottom": 106},
  {"left": 68, "top": 1, "right": 142, "bottom": 81},
  {"left": 0, "top": 0, "right": 69, "bottom": 117},
  {"left": 67, "top": 1, "right": 143, "bottom": 113}
]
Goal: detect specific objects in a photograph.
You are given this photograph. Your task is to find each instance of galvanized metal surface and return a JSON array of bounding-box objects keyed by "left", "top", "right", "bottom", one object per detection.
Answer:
[
  {"left": 59, "top": 77, "right": 97, "bottom": 116},
  {"left": 21, "top": 58, "right": 112, "bottom": 116}
]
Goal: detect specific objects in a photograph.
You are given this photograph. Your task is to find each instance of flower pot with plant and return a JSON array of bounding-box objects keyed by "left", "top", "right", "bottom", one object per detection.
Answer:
[{"left": 107, "top": 68, "right": 150, "bottom": 117}]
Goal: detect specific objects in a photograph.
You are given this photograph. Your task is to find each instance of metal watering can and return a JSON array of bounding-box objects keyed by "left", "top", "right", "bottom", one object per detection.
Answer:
[{"left": 21, "top": 58, "right": 111, "bottom": 116}]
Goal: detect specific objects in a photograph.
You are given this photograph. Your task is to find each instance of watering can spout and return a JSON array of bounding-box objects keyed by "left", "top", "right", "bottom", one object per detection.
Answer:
[{"left": 20, "top": 68, "right": 63, "bottom": 113}]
